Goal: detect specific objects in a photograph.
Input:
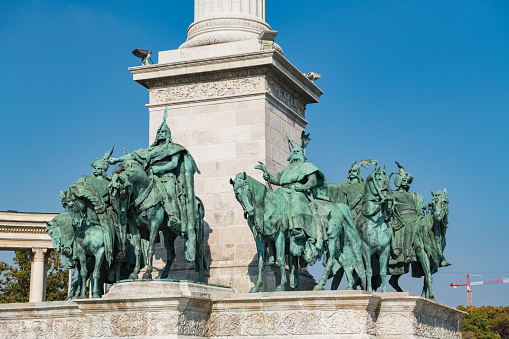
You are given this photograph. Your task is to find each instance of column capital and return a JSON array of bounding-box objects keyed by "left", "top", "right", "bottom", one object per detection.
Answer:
[{"left": 31, "top": 247, "right": 48, "bottom": 262}]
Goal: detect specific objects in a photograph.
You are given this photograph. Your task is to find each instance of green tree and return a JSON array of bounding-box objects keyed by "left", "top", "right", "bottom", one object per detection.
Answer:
[
  {"left": 0, "top": 251, "right": 68, "bottom": 303},
  {"left": 458, "top": 305, "right": 509, "bottom": 339}
]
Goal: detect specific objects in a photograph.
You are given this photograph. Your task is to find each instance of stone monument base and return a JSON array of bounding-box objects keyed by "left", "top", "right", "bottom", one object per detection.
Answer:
[{"left": 0, "top": 281, "right": 466, "bottom": 338}]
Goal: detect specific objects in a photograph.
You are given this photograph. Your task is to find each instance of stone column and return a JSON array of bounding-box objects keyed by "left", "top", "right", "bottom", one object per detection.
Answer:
[
  {"left": 181, "top": 0, "right": 273, "bottom": 49},
  {"left": 29, "top": 248, "right": 48, "bottom": 302}
]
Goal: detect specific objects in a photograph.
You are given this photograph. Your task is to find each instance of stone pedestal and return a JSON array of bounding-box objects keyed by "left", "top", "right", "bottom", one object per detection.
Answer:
[
  {"left": 0, "top": 284, "right": 467, "bottom": 338},
  {"left": 130, "top": 26, "right": 322, "bottom": 292}
]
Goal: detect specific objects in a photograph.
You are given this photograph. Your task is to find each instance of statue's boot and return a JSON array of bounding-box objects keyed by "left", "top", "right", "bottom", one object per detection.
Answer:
[{"left": 440, "top": 256, "right": 451, "bottom": 267}]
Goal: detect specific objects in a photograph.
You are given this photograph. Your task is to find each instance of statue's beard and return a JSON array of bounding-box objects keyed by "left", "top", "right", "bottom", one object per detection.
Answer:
[{"left": 289, "top": 155, "right": 306, "bottom": 163}]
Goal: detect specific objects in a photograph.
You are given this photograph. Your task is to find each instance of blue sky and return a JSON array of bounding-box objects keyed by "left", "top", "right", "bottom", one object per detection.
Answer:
[{"left": 1, "top": 1, "right": 508, "bottom": 306}]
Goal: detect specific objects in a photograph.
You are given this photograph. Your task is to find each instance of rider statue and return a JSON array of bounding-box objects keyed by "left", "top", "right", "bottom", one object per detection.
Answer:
[
  {"left": 66, "top": 146, "right": 116, "bottom": 266},
  {"left": 390, "top": 162, "right": 426, "bottom": 271},
  {"left": 336, "top": 160, "right": 377, "bottom": 220},
  {"left": 109, "top": 107, "right": 201, "bottom": 262},
  {"left": 262, "top": 131, "right": 326, "bottom": 265}
]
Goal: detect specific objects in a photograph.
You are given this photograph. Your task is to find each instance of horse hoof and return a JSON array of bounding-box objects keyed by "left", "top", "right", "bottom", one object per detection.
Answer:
[
  {"left": 249, "top": 286, "right": 260, "bottom": 293},
  {"left": 313, "top": 285, "right": 325, "bottom": 291},
  {"left": 275, "top": 285, "right": 286, "bottom": 292},
  {"left": 92, "top": 293, "right": 101, "bottom": 298},
  {"left": 142, "top": 272, "right": 153, "bottom": 280},
  {"left": 129, "top": 273, "right": 138, "bottom": 280}
]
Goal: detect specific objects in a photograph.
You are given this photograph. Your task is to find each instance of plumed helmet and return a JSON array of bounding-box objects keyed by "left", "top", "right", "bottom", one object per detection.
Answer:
[
  {"left": 347, "top": 159, "right": 377, "bottom": 182},
  {"left": 91, "top": 145, "right": 114, "bottom": 171},
  {"left": 154, "top": 106, "right": 172, "bottom": 143},
  {"left": 393, "top": 161, "right": 414, "bottom": 188}
]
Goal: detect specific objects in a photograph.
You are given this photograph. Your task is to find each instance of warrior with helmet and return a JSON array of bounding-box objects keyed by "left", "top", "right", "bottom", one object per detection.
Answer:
[
  {"left": 335, "top": 160, "right": 377, "bottom": 220},
  {"left": 261, "top": 132, "right": 326, "bottom": 265},
  {"left": 109, "top": 107, "right": 201, "bottom": 261},
  {"left": 62, "top": 146, "right": 117, "bottom": 266},
  {"left": 389, "top": 162, "right": 426, "bottom": 271}
]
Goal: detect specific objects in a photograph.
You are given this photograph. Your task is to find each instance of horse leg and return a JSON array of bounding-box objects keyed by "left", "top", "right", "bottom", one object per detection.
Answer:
[
  {"left": 160, "top": 230, "right": 177, "bottom": 279},
  {"left": 315, "top": 217, "right": 340, "bottom": 291},
  {"left": 340, "top": 255, "right": 358, "bottom": 290},
  {"left": 250, "top": 239, "right": 266, "bottom": 293},
  {"left": 379, "top": 245, "right": 390, "bottom": 292},
  {"left": 142, "top": 219, "right": 160, "bottom": 280},
  {"left": 92, "top": 247, "right": 105, "bottom": 298},
  {"left": 331, "top": 268, "right": 344, "bottom": 290},
  {"left": 77, "top": 250, "right": 88, "bottom": 299},
  {"left": 275, "top": 231, "right": 287, "bottom": 292},
  {"left": 361, "top": 243, "right": 373, "bottom": 292},
  {"left": 289, "top": 254, "right": 299, "bottom": 289},
  {"left": 129, "top": 222, "right": 141, "bottom": 280},
  {"left": 389, "top": 275, "right": 404, "bottom": 292},
  {"left": 415, "top": 238, "right": 435, "bottom": 300},
  {"left": 421, "top": 280, "right": 428, "bottom": 298}
]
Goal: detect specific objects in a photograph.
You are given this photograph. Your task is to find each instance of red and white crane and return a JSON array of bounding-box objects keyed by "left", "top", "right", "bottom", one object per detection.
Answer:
[{"left": 450, "top": 274, "right": 509, "bottom": 306}]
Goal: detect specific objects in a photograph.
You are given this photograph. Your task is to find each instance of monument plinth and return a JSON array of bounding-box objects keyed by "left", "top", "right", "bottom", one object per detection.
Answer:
[
  {"left": 0, "top": 288, "right": 466, "bottom": 338},
  {"left": 129, "top": 0, "right": 322, "bottom": 292}
]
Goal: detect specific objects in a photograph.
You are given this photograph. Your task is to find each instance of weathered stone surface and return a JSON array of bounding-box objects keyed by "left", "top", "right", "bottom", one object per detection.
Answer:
[{"left": 0, "top": 285, "right": 466, "bottom": 338}]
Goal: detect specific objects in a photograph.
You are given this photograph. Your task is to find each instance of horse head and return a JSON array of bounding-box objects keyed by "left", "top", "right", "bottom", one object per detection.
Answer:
[
  {"left": 60, "top": 189, "right": 86, "bottom": 228},
  {"left": 365, "top": 165, "right": 392, "bottom": 201},
  {"left": 46, "top": 212, "right": 74, "bottom": 257},
  {"left": 230, "top": 172, "right": 255, "bottom": 218},
  {"left": 430, "top": 188, "right": 449, "bottom": 223},
  {"left": 110, "top": 162, "right": 133, "bottom": 226},
  {"left": 46, "top": 219, "right": 62, "bottom": 252}
]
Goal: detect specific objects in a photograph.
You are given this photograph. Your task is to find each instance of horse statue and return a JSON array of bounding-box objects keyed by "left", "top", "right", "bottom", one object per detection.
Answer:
[
  {"left": 46, "top": 212, "right": 84, "bottom": 299},
  {"left": 388, "top": 189, "right": 450, "bottom": 299},
  {"left": 355, "top": 165, "right": 393, "bottom": 292},
  {"left": 59, "top": 188, "right": 114, "bottom": 298},
  {"left": 230, "top": 172, "right": 365, "bottom": 292},
  {"left": 109, "top": 159, "right": 206, "bottom": 281}
]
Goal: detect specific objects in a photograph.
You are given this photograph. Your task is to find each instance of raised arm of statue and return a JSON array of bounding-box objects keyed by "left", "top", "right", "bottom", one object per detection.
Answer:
[{"left": 109, "top": 153, "right": 134, "bottom": 164}]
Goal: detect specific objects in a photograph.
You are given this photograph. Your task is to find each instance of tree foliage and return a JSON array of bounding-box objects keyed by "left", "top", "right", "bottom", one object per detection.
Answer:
[
  {"left": 458, "top": 305, "right": 509, "bottom": 339},
  {"left": 0, "top": 251, "right": 68, "bottom": 303}
]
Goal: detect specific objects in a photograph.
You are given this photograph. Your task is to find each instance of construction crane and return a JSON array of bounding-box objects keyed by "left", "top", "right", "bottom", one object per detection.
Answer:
[{"left": 450, "top": 274, "right": 509, "bottom": 306}]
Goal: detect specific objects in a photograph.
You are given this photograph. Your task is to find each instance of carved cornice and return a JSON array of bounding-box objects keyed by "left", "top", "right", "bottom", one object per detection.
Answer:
[
  {"left": 130, "top": 51, "right": 273, "bottom": 76},
  {"left": 145, "top": 67, "right": 308, "bottom": 120}
]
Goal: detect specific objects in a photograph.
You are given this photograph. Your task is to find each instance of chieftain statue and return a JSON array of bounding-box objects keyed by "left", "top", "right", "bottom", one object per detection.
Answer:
[
  {"left": 231, "top": 132, "right": 365, "bottom": 292},
  {"left": 326, "top": 160, "right": 377, "bottom": 220},
  {"left": 47, "top": 106, "right": 451, "bottom": 299},
  {"left": 232, "top": 132, "right": 451, "bottom": 298},
  {"left": 262, "top": 132, "right": 327, "bottom": 265},
  {"left": 47, "top": 107, "right": 206, "bottom": 298},
  {"left": 109, "top": 107, "right": 201, "bottom": 262}
]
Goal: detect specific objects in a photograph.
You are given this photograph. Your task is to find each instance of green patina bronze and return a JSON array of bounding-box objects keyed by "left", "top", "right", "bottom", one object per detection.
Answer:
[
  {"left": 47, "top": 107, "right": 206, "bottom": 298},
  {"left": 231, "top": 132, "right": 366, "bottom": 292},
  {"left": 232, "top": 133, "right": 451, "bottom": 298},
  {"left": 386, "top": 162, "right": 451, "bottom": 300}
]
